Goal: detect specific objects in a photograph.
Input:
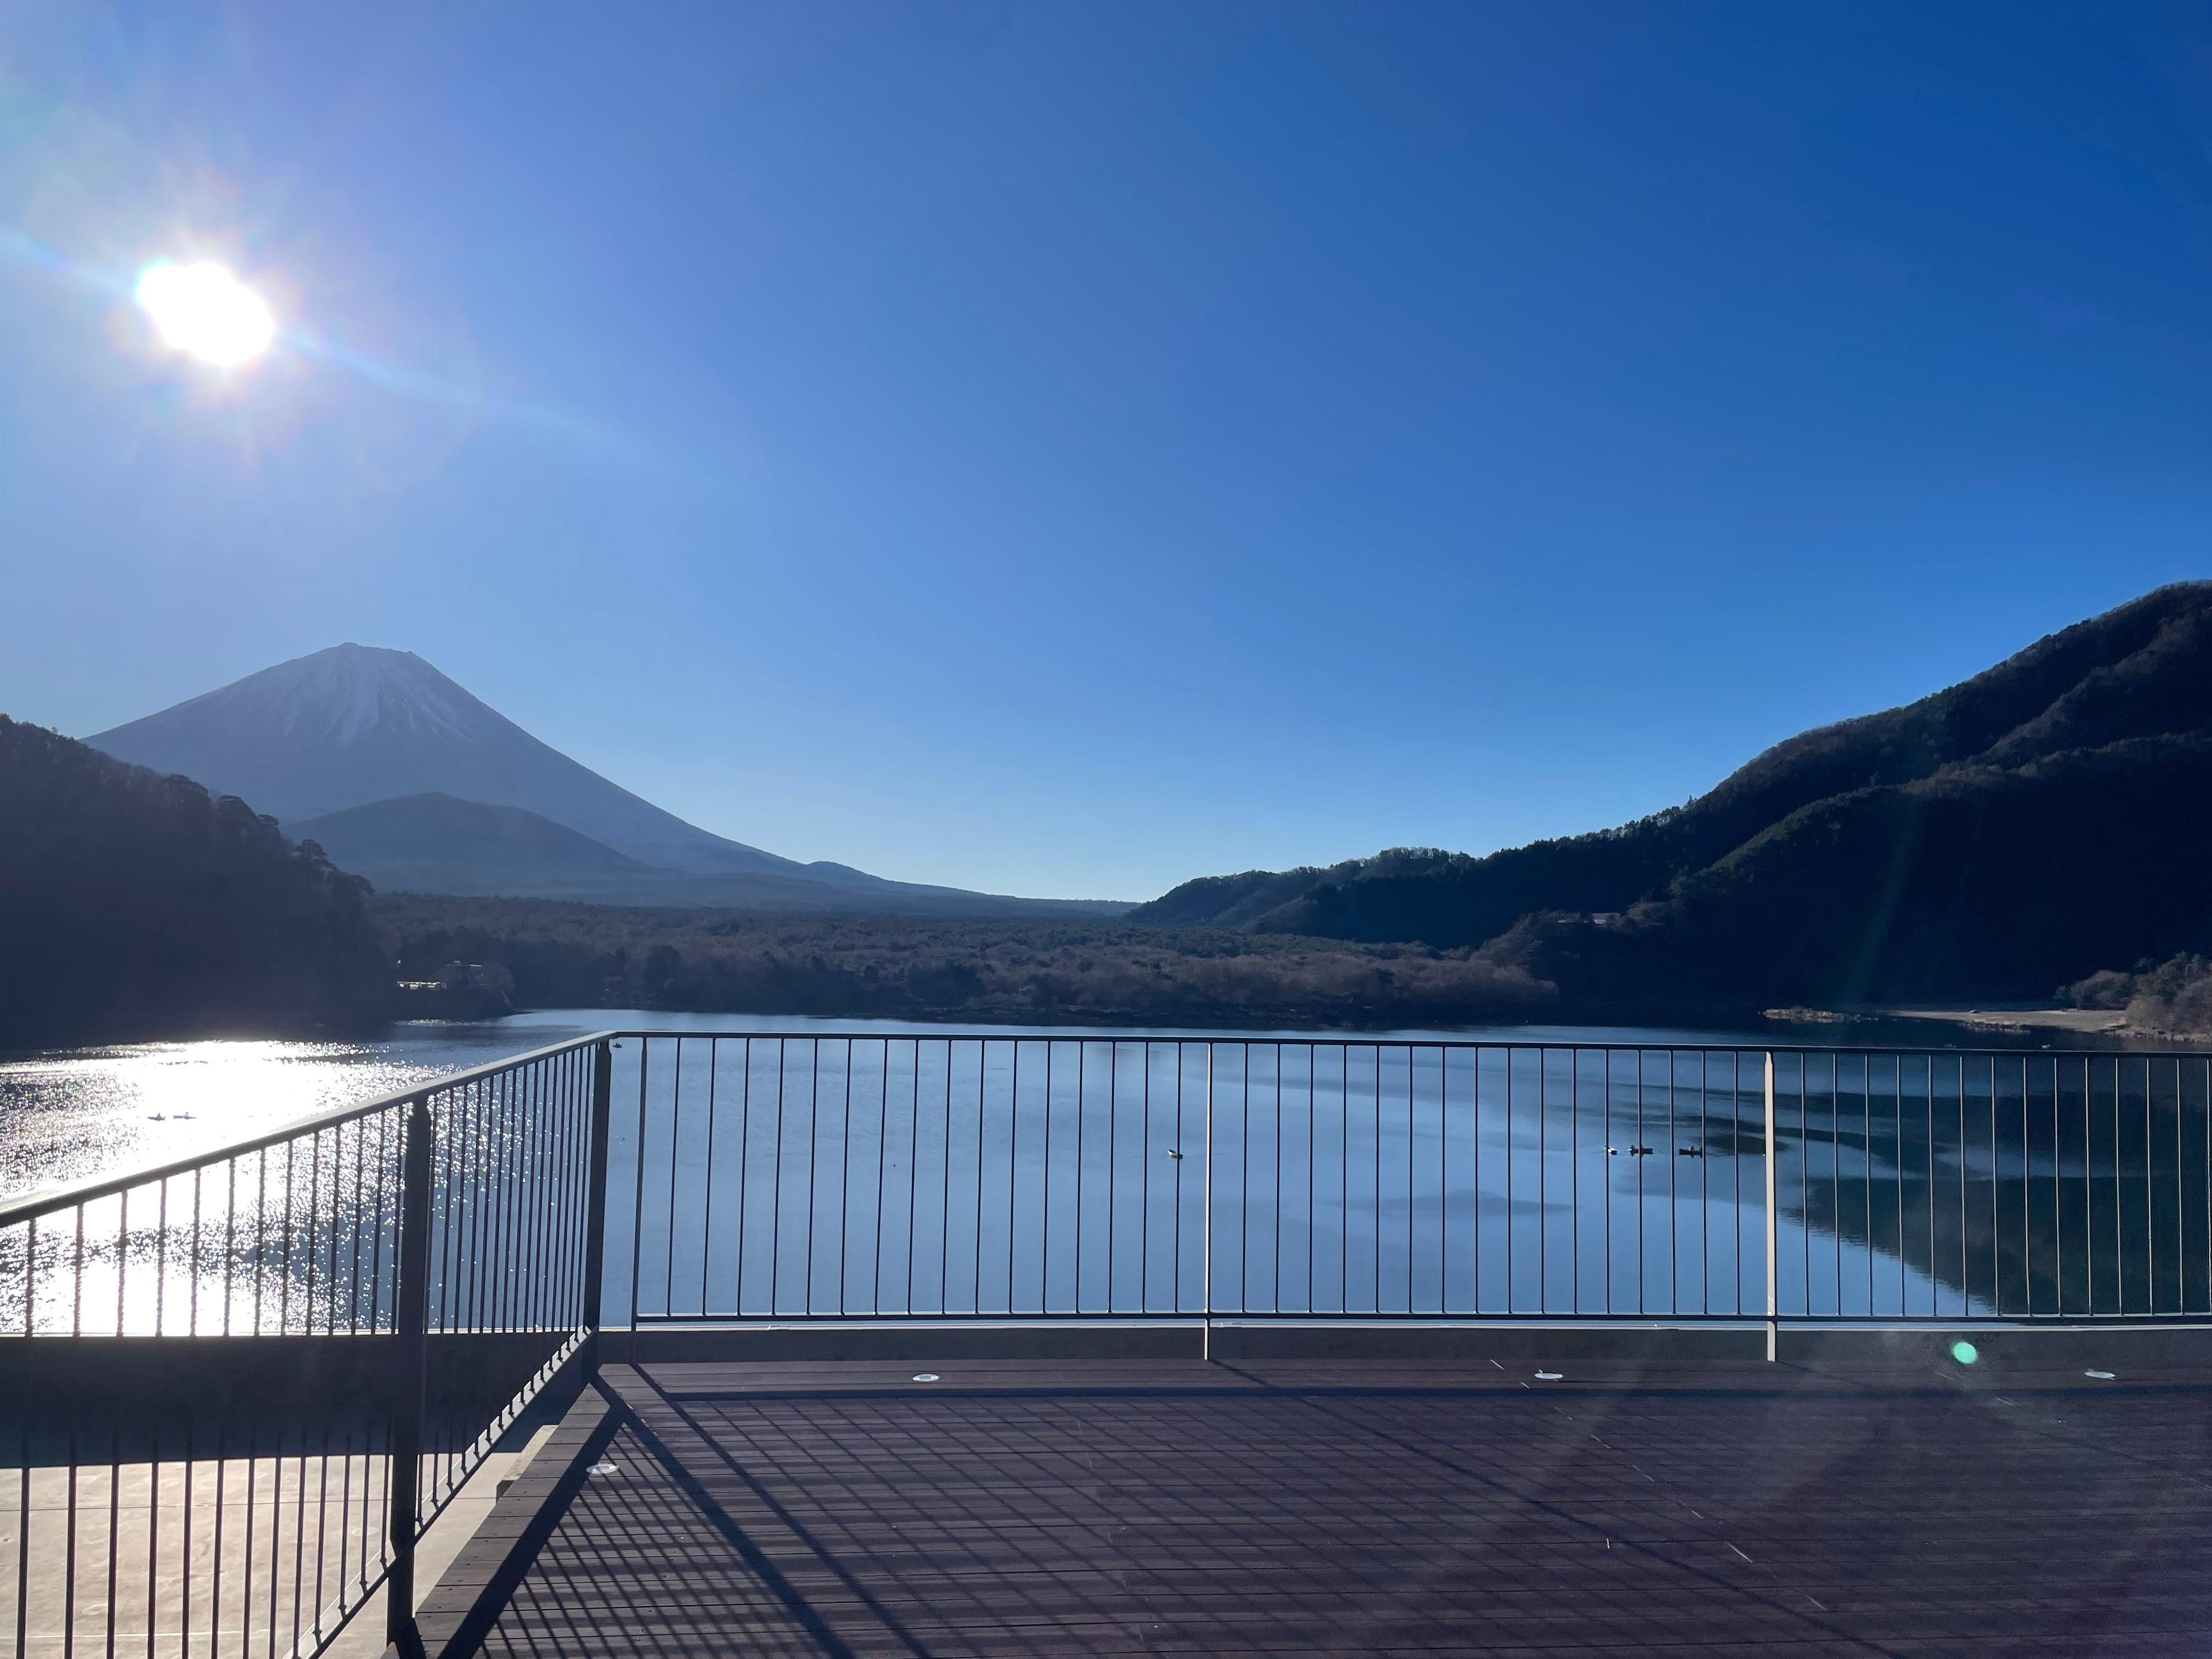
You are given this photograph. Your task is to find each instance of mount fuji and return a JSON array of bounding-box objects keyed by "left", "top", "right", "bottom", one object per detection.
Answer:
[{"left": 86, "top": 645, "right": 1118, "bottom": 916}]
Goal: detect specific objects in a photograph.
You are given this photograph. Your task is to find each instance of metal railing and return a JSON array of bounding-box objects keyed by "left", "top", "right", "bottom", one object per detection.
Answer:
[
  {"left": 5, "top": 1029, "right": 2211, "bottom": 1657},
  {"left": 0, "top": 1033, "right": 607, "bottom": 1659},
  {"left": 605, "top": 1036, "right": 2212, "bottom": 1333}
]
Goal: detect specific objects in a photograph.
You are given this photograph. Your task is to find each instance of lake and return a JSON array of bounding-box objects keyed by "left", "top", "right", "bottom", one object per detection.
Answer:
[
  {"left": 0, "top": 1006, "right": 2100, "bottom": 1206},
  {"left": 5, "top": 1009, "right": 2187, "bottom": 1334}
]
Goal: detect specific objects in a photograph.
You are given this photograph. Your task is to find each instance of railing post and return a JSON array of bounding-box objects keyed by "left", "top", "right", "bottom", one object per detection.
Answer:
[
  {"left": 580, "top": 1040, "right": 615, "bottom": 1361},
  {"left": 1201, "top": 1043, "right": 1215, "bottom": 1363},
  {"left": 1763, "top": 1051, "right": 1779, "bottom": 1363},
  {"left": 385, "top": 1094, "right": 434, "bottom": 1656}
]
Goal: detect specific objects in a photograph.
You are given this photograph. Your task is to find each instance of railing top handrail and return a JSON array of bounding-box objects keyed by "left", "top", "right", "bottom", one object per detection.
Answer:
[
  {"left": 0, "top": 1030, "right": 617, "bottom": 1231},
  {"left": 606, "top": 1028, "right": 2205, "bottom": 1060}
]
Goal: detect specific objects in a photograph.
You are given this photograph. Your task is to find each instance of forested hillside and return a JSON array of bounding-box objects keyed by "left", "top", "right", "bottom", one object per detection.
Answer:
[
  {"left": 0, "top": 718, "right": 393, "bottom": 1046},
  {"left": 1131, "top": 583, "right": 2212, "bottom": 1009},
  {"left": 370, "top": 893, "right": 1551, "bottom": 1028}
]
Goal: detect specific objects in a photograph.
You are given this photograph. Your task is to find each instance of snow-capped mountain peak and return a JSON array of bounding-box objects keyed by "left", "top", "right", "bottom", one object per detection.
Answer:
[
  {"left": 84, "top": 644, "right": 818, "bottom": 881},
  {"left": 194, "top": 644, "right": 484, "bottom": 748}
]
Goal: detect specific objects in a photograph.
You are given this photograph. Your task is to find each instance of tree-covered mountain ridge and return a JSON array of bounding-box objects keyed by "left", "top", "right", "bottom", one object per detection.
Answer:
[
  {"left": 1131, "top": 582, "right": 2212, "bottom": 1008},
  {"left": 0, "top": 716, "right": 392, "bottom": 1046}
]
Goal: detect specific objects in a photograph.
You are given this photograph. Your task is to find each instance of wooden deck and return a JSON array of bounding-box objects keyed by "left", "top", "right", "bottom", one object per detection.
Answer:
[{"left": 419, "top": 1355, "right": 2212, "bottom": 1656}]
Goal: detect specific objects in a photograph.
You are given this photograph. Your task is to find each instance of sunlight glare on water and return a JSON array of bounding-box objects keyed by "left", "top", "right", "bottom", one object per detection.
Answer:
[{"left": 0, "top": 1022, "right": 591, "bottom": 1202}]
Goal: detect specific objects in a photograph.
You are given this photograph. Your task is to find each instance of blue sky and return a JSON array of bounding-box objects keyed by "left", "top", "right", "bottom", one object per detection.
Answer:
[{"left": 3, "top": 3, "right": 2210, "bottom": 900}]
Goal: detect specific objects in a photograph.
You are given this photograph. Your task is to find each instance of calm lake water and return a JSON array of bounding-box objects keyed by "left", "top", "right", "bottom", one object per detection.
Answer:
[
  {"left": 5, "top": 1009, "right": 2182, "bottom": 1333},
  {"left": 0, "top": 1007, "right": 2102, "bottom": 1206}
]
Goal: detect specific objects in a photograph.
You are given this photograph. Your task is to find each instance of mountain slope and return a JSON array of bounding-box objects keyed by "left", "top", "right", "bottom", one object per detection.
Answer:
[
  {"left": 0, "top": 716, "right": 390, "bottom": 1045},
  {"left": 290, "top": 791, "right": 1133, "bottom": 917},
  {"left": 87, "top": 644, "right": 820, "bottom": 878},
  {"left": 86, "top": 645, "right": 1126, "bottom": 915},
  {"left": 287, "top": 792, "right": 667, "bottom": 896},
  {"left": 1131, "top": 582, "right": 2212, "bottom": 1006},
  {"left": 1491, "top": 732, "right": 2212, "bottom": 1007},
  {"left": 1127, "top": 862, "right": 1365, "bottom": 929}
]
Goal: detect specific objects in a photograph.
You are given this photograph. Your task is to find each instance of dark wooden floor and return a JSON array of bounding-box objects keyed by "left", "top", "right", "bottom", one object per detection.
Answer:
[{"left": 425, "top": 1355, "right": 2212, "bottom": 1656}]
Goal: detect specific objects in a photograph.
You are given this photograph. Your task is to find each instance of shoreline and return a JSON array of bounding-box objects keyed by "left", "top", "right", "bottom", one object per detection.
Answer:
[
  {"left": 1877, "top": 1005, "right": 2127, "bottom": 1035},
  {"left": 1821, "top": 1004, "right": 2128, "bottom": 1036}
]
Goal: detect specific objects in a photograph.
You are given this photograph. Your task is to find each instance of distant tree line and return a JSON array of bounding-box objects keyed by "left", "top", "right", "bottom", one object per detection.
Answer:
[
  {"left": 1, "top": 718, "right": 392, "bottom": 1048},
  {"left": 371, "top": 893, "right": 1554, "bottom": 1029},
  {"left": 2060, "top": 955, "right": 2212, "bottom": 1038}
]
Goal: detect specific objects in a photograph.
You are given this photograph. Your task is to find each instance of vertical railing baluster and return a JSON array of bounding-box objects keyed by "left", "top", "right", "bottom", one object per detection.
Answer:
[
  {"left": 970, "top": 1041, "right": 983, "bottom": 1317},
  {"left": 1105, "top": 1041, "right": 1118, "bottom": 1317},
  {"left": 814, "top": 1038, "right": 828, "bottom": 1318},
  {"left": 1537, "top": 1049, "right": 1548, "bottom": 1316},
  {"left": 1764, "top": 1051, "right": 1778, "bottom": 1363},
  {"left": 1201, "top": 1042, "right": 1215, "bottom": 1362},
  {"left": 2175, "top": 1056, "right": 2185, "bottom": 1315},
  {"left": 907, "top": 1040, "right": 921, "bottom": 1318},
  {"left": 666, "top": 1039, "right": 685, "bottom": 1322},
  {"left": 1700, "top": 1052, "right": 1712, "bottom": 1317},
  {"left": 874, "top": 1040, "right": 890, "bottom": 1317},
  {"left": 630, "top": 1040, "right": 650, "bottom": 1333},
  {"left": 581, "top": 1040, "right": 614, "bottom": 1356},
  {"left": 382, "top": 1094, "right": 433, "bottom": 1657},
  {"left": 1470, "top": 1047, "right": 1483, "bottom": 1316}
]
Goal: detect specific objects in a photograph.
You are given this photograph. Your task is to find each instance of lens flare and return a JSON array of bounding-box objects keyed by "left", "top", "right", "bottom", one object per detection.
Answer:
[{"left": 134, "top": 259, "right": 275, "bottom": 366}]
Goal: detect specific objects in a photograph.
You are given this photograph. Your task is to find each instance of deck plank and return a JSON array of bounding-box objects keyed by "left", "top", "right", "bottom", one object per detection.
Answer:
[{"left": 449, "top": 1357, "right": 2212, "bottom": 1656}]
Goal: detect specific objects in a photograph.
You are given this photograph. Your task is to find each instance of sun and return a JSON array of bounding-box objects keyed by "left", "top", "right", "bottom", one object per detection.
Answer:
[{"left": 134, "top": 259, "right": 276, "bottom": 367}]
